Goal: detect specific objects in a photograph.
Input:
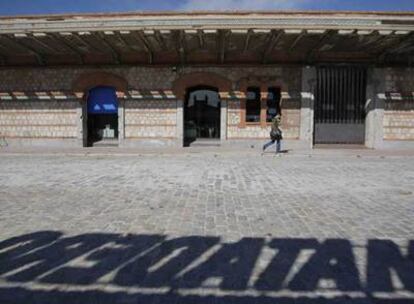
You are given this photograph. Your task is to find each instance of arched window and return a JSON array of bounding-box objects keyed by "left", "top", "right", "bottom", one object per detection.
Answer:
[{"left": 266, "top": 87, "right": 282, "bottom": 122}]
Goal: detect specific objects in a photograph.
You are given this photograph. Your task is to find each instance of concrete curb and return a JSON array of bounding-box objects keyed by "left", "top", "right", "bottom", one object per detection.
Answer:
[{"left": 1, "top": 147, "right": 414, "bottom": 159}]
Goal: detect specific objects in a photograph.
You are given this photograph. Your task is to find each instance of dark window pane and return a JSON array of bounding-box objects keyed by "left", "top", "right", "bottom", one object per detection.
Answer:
[
  {"left": 267, "top": 87, "right": 281, "bottom": 122},
  {"left": 246, "top": 87, "right": 261, "bottom": 123}
]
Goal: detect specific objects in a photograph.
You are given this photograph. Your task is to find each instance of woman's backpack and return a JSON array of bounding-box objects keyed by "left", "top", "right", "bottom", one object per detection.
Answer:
[{"left": 270, "top": 129, "right": 282, "bottom": 140}]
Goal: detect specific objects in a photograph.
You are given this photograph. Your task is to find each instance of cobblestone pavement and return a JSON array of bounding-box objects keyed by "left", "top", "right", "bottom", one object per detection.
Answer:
[{"left": 0, "top": 152, "right": 413, "bottom": 303}]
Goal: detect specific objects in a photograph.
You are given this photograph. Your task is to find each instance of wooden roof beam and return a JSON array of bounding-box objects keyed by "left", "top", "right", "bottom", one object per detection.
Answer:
[
  {"left": 174, "top": 30, "right": 186, "bottom": 65},
  {"left": 58, "top": 32, "right": 91, "bottom": 53},
  {"left": 75, "top": 32, "right": 122, "bottom": 63},
  {"left": 6, "top": 34, "right": 45, "bottom": 65},
  {"left": 306, "top": 30, "right": 336, "bottom": 63},
  {"left": 49, "top": 33, "right": 84, "bottom": 64},
  {"left": 218, "top": 30, "right": 230, "bottom": 64},
  {"left": 0, "top": 43, "right": 9, "bottom": 65},
  {"left": 73, "top": 32, "right": 102, "bottom": 53},
  {"left": 289, "top": 30, "right": 306, "bottom": 51},
  {"left": 119, "top": 30, "right": 153, "bottom": 63},
  {"left": 364, "top": 30, "right": 395, "bottom": 54},
  {"left": 104, "top": 30, "right": 131, "bottom": 50},
  {"left": 378, "top": 32, "right": 414, "bottom": 63},
  {"left": 96, "top": 32, "right": 121, "bottom": 64},
  {"left": 28, "top": 33, "right": 61, "bottom": 54},
  {"left": 365, "top": 31, "right": 390, "bottom": 46},
  {"left": 154, "top": 30, "right": 168, "bottom": 50},
  {"left": 387, "top": 34, "right": 414, "bottom": 53},
  {"left": 135, "top": 30, "right": 154, "bottom": 64},
  {"left": 0, "top": 52, "right": 6, "bottom": 65},
  {"left": 114, "top": 31, "right": 132, "bottom": 50},
  {"left": 262, "top": 30, "right": 284, "bottom": 64},
  {"left": 144, "top": 30, "right": 163, "bottom": 51},
  {"left": 197, "top": 30, "right": 204, "bottom": 49},
  {"left": 243, "top": 29, "right": 252, "bottom": 52},
  {"left": 347, "top": 30, "right": 390, "bottom": 54}
]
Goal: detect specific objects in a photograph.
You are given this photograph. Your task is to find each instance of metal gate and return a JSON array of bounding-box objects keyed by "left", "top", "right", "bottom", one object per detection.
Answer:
[{"left": 314, "top": 66, "right": 367, "bottom": 144}]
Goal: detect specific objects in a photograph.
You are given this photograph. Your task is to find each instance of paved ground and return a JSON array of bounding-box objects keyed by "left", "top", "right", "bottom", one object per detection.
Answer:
[{"left": 0, "top": 150, "right": 413, "bottom": 303}]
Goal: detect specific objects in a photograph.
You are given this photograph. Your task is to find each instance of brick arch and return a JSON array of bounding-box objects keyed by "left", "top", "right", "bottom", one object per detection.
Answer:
[
  {"left": 172, "top": 72, "right": 232, "bottom": 100},
  {"left": 72, "top": 72, "right": 128, "bottom": 94}
]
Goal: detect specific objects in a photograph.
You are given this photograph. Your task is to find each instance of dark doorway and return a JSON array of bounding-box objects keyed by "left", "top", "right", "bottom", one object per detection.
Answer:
[
  {"left": 184, "top": 86, "right": 221, "bottom": 147},
  {"left": 87, "top": 86, "right": 119, "bottom": 147},
  {"left": 314, "top": 66, "right": 367, "bottom": 145}
]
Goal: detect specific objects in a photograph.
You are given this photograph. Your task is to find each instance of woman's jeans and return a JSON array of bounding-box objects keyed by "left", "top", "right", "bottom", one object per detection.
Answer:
[{"left": 263, "top": 139, "right": 281, "bottom": 152}]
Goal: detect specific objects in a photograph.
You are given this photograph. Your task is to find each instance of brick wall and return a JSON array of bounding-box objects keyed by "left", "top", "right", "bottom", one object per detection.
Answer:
[
  {"left": 0, "top": 66, "right": 301, "bottom": 144},
  {"left": 124, "top": 100, "right": 177, "bottom": 139},
  {"left": 227, "top": 105, "right": 300, "bottom": 139},
  {"left": 383, "top": 68, "right": 414, "bottom": 141},
  {"left": 225, "top": 67, "right": 301, "bottom": 140}
]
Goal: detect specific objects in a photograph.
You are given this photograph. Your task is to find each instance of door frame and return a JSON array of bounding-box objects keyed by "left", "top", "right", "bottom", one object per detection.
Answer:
[
  {"left": 313, "top": 65, "right": 368, "bottom": 145},
  {"left": 183, "top": 85, "right": 224, "bottom": 146},
  {"left": 81, "top": 86, "right": 122, "bottom": 147}
]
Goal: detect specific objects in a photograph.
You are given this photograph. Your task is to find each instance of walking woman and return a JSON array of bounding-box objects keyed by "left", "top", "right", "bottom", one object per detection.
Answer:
[{"left": 263, "top": 114, "right": 282, "bottom": 153}]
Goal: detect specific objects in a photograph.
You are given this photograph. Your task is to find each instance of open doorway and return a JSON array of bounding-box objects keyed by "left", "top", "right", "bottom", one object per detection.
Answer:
[
  {"left": 86, "top": 86, "right": 118, "bottom": 147},
  {"left": 184, "top": 86, "right": 221, "bottom": 147}
]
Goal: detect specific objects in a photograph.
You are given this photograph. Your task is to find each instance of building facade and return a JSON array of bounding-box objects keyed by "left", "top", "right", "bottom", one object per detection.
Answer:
[{"left": 0, "top": 11, "right": 413, "bottom": 149}]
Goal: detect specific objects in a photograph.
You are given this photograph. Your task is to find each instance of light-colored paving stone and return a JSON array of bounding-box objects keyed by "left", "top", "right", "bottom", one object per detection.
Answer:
[
  {"left": 0, "top": 153, "right": 413, "bottom": 239},
  {"left": 0, "top": 152, "right": 413, "bottom": 303}
]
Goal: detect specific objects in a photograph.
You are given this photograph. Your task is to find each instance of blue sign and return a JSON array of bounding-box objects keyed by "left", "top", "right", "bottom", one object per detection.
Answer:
[{"left": 87, "top": 86, "right": 118, "bottom": 114}]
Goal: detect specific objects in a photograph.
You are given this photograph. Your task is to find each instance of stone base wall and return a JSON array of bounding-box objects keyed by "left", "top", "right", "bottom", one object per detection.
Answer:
[
  {"left": 383, "top": 68, "right": 414, "bottom": 141},
  {"left": 0, "top": 101, "right": 78, "bottom": 138},
  {"left": 383, "top": 111, "right": 414, "bottom": 141},
  {"left": 124, "top": 99, "right": 177, "bottom": 139}
]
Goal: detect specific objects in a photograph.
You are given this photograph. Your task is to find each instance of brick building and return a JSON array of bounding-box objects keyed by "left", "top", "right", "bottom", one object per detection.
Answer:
[{"left": 0, "top": 11, "right": 413, "bottom": 149}]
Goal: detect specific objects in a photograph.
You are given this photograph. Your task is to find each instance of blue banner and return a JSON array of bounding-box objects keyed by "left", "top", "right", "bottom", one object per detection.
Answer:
[{"left": 87, "top": 86, "right": 118, "bottom": 114}]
